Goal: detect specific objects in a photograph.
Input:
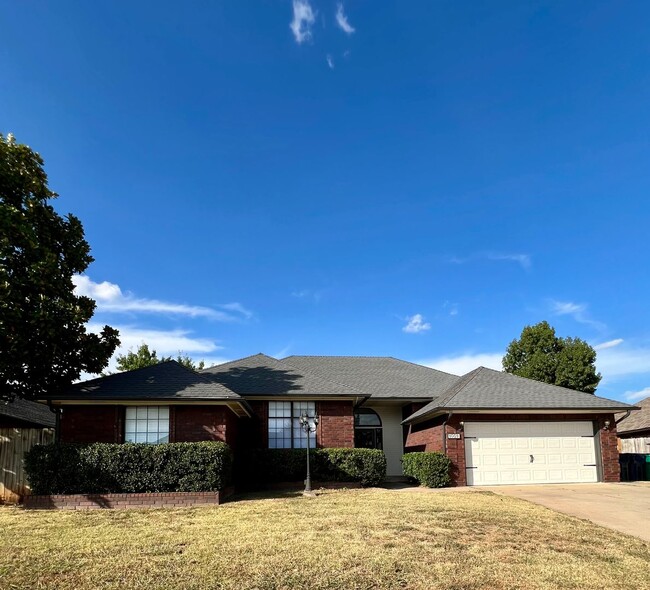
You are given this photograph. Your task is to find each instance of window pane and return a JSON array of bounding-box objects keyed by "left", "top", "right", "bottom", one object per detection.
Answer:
[{"left": 124, "top": 406, "right": 169, "bottom": 444}]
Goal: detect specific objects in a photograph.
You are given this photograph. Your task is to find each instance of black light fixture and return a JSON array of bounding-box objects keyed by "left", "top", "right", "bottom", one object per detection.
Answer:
[
  {"left": 604, "top": 419, "right": 611, "bottom": 430},
  {"left": 299, "top": 411, "right": 319, "bottom": 494}
]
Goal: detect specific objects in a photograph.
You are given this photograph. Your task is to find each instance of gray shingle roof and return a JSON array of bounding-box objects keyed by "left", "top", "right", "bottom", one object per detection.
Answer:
[
  {"left": 616, "top": 397, "right": 650, "bottom": 434},
  {"left": 202, "top": 354, "right": 366, "bottom": 397},
  {"left": 49, "top": 361, "right": 241, "bottom": 401},
  {"left": 283, "top": 356, "right": 459, "bottom": 399},
  {"left": 0, "top": 398, "right": 56, "bottom": 427},
  {"left": 404, "top": 366, "right": 636, "bottom": 423}
]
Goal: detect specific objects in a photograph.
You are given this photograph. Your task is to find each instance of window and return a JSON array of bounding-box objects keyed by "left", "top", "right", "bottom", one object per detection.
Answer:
[
  {"left": 268, "top": 401, "right": 316, "bottom": 449},
  {"left": 125, "top": 406, "right": 169, "bottom": 444},
  {"left": 354, "top": 408, "right": 382, "bottom": 450}
]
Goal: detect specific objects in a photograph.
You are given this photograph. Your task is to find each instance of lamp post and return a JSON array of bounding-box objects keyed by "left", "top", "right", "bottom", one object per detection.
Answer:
[{"left": 299, "top": 411, "right": 319, "bottom": 494}]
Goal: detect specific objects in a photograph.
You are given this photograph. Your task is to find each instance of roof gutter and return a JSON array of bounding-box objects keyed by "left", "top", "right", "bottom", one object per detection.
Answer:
[
  {"left": 442, "top": 412, "right": 453, "bottom": 455},
  {"left": 615, "top": 410, "right": 632, "bottom": 425}
]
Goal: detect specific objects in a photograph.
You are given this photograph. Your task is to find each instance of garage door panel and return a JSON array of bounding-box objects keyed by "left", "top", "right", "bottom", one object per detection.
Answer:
[{"left": 464, "top": 421, "right": 598, "bottom": 486}]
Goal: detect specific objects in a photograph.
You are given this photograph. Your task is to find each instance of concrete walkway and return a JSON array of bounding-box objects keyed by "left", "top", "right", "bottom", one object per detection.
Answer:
[{"left": 483, "top": 482, "right": 650, "bottom": 542}]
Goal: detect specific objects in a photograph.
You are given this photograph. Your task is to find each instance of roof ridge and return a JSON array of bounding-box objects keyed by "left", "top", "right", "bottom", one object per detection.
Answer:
[
  {"left": 202, "top": 352, "right": 274, "bottom": 371},
  {"left": 279, "top": 358, "right": 370, "bottom": 397},
  {"left": 436, "top": 367, "right": 485, "bottom": 408}
]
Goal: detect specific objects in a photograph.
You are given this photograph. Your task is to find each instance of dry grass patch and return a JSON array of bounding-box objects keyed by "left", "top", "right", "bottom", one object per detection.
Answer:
[{"left": 1, "top": 488, "right": 649, "bottom": 590}]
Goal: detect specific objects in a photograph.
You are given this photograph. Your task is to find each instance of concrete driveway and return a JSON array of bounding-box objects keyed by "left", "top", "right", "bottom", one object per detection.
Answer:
[{"left": 483, "top": 482, "right": 650, "bottom": 541}]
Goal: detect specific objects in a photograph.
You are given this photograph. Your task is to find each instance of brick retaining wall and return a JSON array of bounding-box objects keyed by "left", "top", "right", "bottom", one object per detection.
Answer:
[{"left": 24, "top": 489, "right": 233, "bottom": 510}]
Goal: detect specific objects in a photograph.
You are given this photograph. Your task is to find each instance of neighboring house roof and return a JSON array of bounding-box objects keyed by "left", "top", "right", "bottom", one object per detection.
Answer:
[
  {"left": 0, "top": 397, "right": 56, "bottom": 427},
  {"left": 48, "top": 361, "right": 242, "bottom": 401},
  {"left": 404, "top": 367, "right": 636, "bottom": 424},
  {"left": 283, "top": 355, "right": 459, "bottom": 399},
  {"left": 202, "top": 353, "right": 366, "bottom": 397},
  {"left": 616, "top": 397, "right": 650, "bottom": 435}
]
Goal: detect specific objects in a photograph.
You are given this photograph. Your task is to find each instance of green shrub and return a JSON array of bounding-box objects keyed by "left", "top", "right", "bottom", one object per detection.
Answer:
[
  {"left": 401, "top": 452, "right": 451, "bottom": 488},
  {"left": 24, "top": 441, "right": 232, "bottom": 495},
  {"left": 236, "top": 448, "right": 386, "bottom": 488}
]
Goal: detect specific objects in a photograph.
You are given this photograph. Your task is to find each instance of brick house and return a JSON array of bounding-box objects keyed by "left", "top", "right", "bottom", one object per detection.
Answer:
[{"left": 43, "top": 353, "right": 635, "bottom": 486}]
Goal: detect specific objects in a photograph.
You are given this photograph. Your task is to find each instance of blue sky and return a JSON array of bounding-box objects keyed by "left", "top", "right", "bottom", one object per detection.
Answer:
[{"left": 2, "top": 1, "right": 650, "bottom": 402}]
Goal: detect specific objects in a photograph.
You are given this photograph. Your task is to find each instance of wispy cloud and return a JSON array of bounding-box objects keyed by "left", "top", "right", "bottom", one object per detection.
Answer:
[
  {"left": 443, "top": 301, "right": 459, "bottom": 317},
  {"left": 291, "top": 289, "right": 322, "bottom": 303},
  {"left": 418, "top": 352, "right": 503, "bottom": 375},
  {"left": 623, "top": 386, "right": 650, "bottom": 402},
  {"left": 274, "top": 344, "right": 293, "bottom": 358},
  {"left": 594, "top": 338, "right": 624, "bottom": 351},
  {"left": 449, "top": 252, "right": 531, "bottom": 270},
  {"left": 549, "top": 299, "right": 605, "bottom": 330},
  {"left": 290, "top": 0, "right": 315, "bottom": 44},
  {"left": 403, "top": 314, "right": 431, "bottom": 334},
  {"left": 335, "top": 3, "right": 355, "bottom": 34},
  {"left": 326, "top": 54, "right": 334, "bottom": 69},
  {"left": 73, "top": 275, "right": 251, "bottom": 321}
]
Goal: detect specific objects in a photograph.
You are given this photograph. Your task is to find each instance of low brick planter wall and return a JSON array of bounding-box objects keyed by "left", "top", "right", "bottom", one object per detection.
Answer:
[{"left": 24, "top": 488, "right": 234, "bottom": 510}]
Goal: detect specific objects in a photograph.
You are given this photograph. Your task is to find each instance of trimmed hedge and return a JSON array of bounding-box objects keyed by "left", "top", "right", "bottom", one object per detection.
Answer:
[
  {"left": 24, "top": 441, "right": 232, "bottom": 495},
  {"left": 236, "top": 448, "right": 387, "bottom": 487},
  {"left": 401, "top": 452, "right": 451, "bottom": 488}
]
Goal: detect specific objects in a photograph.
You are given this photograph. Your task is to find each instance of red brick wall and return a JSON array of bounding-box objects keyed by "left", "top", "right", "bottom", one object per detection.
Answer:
[
  {"left": 59, "top": 406, "right": 121, "bottom": 443},
  {"left": 24, "top": 490, "right": 231, "bottom": 510},
  {"left": 172, "top": 406, "right": 238, "bottom": 446},
  {"left": 405, "top": 413, "right": 620, "bottom": 486},
  {"left": 596, "top": 414, "right": 620, "bottom": 482},
  {"left": 317, "top": 401, "right": 354, "bottom": 448}
]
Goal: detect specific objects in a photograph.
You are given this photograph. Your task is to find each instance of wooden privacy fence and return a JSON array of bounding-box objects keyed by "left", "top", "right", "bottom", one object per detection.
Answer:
[
  {"left": 618, "top": 437, "right": 650, "bottom": 454},
  {"left": 1, "top": 427, "right": 55, "bottom": 503}
]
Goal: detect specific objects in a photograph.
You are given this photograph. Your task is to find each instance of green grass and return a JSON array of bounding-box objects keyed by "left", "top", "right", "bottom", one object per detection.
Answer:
[{"left": 1, "top": 488, "right": 649, "bottom": 590}]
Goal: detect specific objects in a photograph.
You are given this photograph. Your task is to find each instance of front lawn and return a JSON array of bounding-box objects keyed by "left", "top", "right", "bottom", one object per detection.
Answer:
[{"left": 1, "top": 488, "right": 649, "bottom": 590}]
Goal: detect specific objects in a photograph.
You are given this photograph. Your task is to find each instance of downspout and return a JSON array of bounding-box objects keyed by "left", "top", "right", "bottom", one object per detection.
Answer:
[
  {"left": 47, "top": 402, "right": 61, "bottom": 443},
  {"left": 442, "top": 412, "right": 453, "bottom": 455},
  {"left": 615, "top": 410, "right": 631, "bottom": 425}
]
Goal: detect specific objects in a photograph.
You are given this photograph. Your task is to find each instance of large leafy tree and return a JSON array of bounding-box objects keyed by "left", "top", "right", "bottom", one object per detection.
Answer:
[
  {"left": 502, "top": 321, "right": 601, "bottom": 394},
  {"left": 0, "top": 134, "right": 119, "bottom": 402},
  {"left": 116, "top": 343, "right": 205, "bottom": 372}
]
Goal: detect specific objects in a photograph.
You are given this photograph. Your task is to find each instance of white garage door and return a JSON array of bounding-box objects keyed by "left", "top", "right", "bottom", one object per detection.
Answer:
[{"left": 464, "top": 421, "right": 598, "bottom": 486}]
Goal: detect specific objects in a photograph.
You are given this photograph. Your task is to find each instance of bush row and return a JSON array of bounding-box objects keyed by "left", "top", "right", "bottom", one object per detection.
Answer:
[
  {"left": 235, "top": 448, "right": 387, "bottom": 487},
  {"left": 401, "top": 452, "right": 451, "bottom": 487},
  {"left": 24, "top": 441, "right": 232, "bottom": 495}
]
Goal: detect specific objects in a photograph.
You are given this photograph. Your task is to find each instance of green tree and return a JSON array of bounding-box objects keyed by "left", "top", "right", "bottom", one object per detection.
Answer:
[
  {"left": 116, "top": 344, "right": 205, "bottom": 372},
  {"left": 502, "top": 321, "right": 601, "bottom": 394},
  {"left": 0, "top": 133, "right": 119, "bottom": 402},
  {"left": 115, "top": 344, "right": 160, "bottom": 372}
]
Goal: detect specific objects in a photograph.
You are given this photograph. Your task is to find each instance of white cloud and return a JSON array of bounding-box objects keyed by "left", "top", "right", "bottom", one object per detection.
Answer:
[
  {"left": 326, "top": 54, "right": 334, "bottom": 69},
  {"left": 217, "top": 302, "right": 254, "bottom": 320},
  {"left": 597, "top": 344, "right": 650, "bottom": 380},
  {"left": 335, "top": 3, "right": 355, "bottom": 34},
  {"left": 291, "top": 289, "right": 322, "bottom": 303},
  {"left": 449, "top": 252, "right": 531, "bottom": 270},
  {"left": 623, "top": 386, "right": 650, "bottom": 402},
  {"left": 443, "top": 301, "right": 459, "bottom": 316},
  {"left": 73, "top": 275, "right": 250, "bottom": 321},
  {"left": 85, "top": 323, "right": 223, "bottom": 375},
  {"left": 549, "top": 299, "right": 605, "bottom": 330},
  {"left": 594, "top": 338, "right": 624, "bottom": 351},
  {"left": 418, "top": 352, "right": 503, "bottom": 375},
  {"left": 403, "top": 314, "right": 431, "bottom": 334},
  {"left": 290, "top": 0, "right": 315, "bottom": 44},
  {"left": 486, "top": 253, "right": 531, "bottom": 270}
]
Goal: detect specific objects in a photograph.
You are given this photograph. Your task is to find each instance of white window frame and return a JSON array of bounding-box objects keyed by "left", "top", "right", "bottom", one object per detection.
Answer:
[
  {"left": 124, "top": 406, "right": 170, "bottom": 444},
  {"left": 268, "top": 401, "right": 316, "bottom": 449}
]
